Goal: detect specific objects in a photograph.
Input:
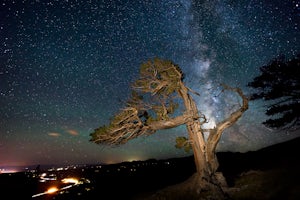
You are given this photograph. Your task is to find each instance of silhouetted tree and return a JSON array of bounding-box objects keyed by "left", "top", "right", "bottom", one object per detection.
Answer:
[
  {"left": 90, "top": 58, "right": 248, "bottom": 199},
  {"left": 248, "top": 54, "right": 300, "bottom": 130}
]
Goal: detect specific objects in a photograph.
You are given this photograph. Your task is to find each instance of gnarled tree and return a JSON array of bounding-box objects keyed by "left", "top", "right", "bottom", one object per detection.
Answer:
[{"left": 90, "top": 58, "right": 248, "bottom": 199}]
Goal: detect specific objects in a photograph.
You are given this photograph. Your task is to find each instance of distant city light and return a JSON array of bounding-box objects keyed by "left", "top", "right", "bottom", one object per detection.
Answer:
[
  {"left": 39, "top": 173, "right": 57, "bottom": 181},
  {"left": 32, "top": 173, "right": 87, "bottom": 198},
  {"left": 47, "top": 187, "right": 59, "bottom": 194},
  {"left": 0, "top": 168, "right": 19, "bottom": 173},
  {"left": 32, "top": 186, "right": 59, "bottom": 198},
  {"left": 126, "top": 157, "right": 141, "bottom": 162},
  {"left": 62, "top": 177, "right": 79, "bottom": 184}
]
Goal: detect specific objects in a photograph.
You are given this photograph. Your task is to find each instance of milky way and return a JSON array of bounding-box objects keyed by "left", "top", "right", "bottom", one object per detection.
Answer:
[{"left": 0, "top": 0, "right": 299, "bottom": 166}]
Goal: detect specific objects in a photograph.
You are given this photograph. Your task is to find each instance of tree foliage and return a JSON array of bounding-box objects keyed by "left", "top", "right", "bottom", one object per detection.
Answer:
[
  {"left": 175, "top": 136, "right": 191, "bottom": 153},
  {"left": 248, "top": 54, "right": 300, "bottom": 130},
  {"left": 90, "top": 58, "right": 186, "bottom": 145}
]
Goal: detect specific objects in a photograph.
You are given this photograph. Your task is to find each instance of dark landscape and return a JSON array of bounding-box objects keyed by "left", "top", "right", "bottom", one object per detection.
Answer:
[
  {"left": 1, "top": 1, "right": 299, "bottom": 200},
  {"left": 1, "top": 136, "right": 299, "bottom": 200}
]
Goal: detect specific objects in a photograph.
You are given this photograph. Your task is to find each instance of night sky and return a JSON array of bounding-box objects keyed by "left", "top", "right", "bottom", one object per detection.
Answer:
[{"left": 1, "top": 0, "right": 299, "bottom": 167}]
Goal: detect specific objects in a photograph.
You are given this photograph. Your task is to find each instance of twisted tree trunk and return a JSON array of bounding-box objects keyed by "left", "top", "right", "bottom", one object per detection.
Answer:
[
  {"left": 160, "top": 83, "right": 249, "bottom": 200},
  {"left": 178, "top": 83, "right": 227, "bottom": 199}
]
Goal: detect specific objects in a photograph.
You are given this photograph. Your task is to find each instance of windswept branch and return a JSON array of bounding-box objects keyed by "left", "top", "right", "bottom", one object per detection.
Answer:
[
  {"left": 90, "top": 105, "right": 192, "bottom": 145},
  {"left": 148, "top": 114, "right": 191, "bottom": 130},
  {"left": 207, "top": 85, "right": 249, "bottom": 151},
  {"left": 90, "top": 107, "right": 151, "bottom": 145}
]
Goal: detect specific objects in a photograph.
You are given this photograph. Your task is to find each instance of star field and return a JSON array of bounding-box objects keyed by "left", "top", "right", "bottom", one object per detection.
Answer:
[{"left": 0, "top": 0, "right": 299, "bottom": 166}]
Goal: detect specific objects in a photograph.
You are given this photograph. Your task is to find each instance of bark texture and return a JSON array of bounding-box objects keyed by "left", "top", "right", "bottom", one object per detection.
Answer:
[{"left": 171, "top": 83, "right": 249, "bottom": 199}]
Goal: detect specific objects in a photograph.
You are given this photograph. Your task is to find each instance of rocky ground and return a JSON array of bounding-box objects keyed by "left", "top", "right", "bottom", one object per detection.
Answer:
[
  {"left": 133, "top": 167, "right": 299, "bottom": 200},
  {"left": 133, "top": 137, "right": 300, "bottom": 200}
]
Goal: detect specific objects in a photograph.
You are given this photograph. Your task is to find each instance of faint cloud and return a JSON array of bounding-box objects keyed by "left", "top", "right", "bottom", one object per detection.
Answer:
[
  {"left": 66, "top": 129, "right": 79, "bottom": 136},
  {"left": 48, "top": 132, "right": 61, "bottom": 137}
]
